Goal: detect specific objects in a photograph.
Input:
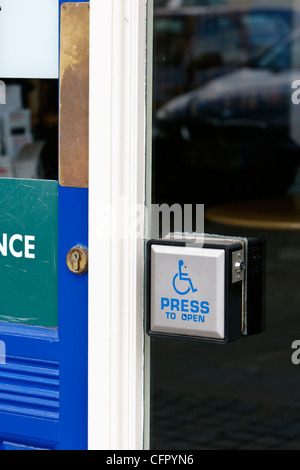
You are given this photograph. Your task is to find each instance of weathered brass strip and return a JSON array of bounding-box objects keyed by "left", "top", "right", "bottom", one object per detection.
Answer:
[{"left": 59, "top": 2, "right": 89, "bottom": 188}]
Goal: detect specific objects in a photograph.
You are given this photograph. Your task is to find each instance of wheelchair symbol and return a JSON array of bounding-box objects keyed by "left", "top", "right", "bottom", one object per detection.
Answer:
[{"left": 173, "top": 260, "right": 197, "bottom": 296}]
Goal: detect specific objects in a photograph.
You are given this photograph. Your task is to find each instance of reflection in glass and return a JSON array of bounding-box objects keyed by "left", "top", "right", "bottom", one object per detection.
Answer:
[
  {"left": 153, "top": 3, "right": 300, "bottom": 205},
  {"left": 0, "top": 79, "right": 58, "bottom": 180},
  {"left": 151, "top": 0, "right": 300, "bottom": 450}
]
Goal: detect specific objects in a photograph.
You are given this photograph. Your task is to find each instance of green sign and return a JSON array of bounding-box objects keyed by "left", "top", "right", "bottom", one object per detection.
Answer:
[{"left": 0, "top": 178, "right": 58, "bottom": 328}]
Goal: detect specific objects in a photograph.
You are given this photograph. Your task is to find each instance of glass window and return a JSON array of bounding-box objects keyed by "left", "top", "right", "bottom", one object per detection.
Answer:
[
  {"left": 186, "top": 15, "right": 245, "bottom": 89},
  {"left": 0, "top": 78, "right": 58, "bottom": 180},
  {"left": 150, "top": 0, "right": 300, "bottom": 450},
  {"left": 242, "top": 11, "right": 291, "bottom": 58}
]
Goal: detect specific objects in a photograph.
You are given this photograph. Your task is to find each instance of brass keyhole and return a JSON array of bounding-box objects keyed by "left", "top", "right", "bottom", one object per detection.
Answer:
[
  {"left": 71, "top": 251, "right": 80, "bottom": 272},
  {"left": 66, "top": 245, "right": 88, "bottom": 275}
]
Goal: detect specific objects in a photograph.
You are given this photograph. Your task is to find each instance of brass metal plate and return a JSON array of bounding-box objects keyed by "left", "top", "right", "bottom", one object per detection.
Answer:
[{"left": 59, "top": 2, "right": 89, "bottom": 188}]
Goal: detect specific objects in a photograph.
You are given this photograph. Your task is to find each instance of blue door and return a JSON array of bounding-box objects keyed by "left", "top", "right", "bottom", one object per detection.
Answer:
[{"left": 0, "top": 0, "right": 89, "bottom": 450}]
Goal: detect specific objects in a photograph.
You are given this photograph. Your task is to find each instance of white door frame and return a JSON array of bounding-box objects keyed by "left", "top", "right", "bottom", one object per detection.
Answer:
[{"left": 89, "top": 0, "right": 152, "bottom": 450}]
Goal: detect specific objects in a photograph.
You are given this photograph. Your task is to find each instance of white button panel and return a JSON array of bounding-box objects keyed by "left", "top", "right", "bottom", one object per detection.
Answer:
[{"left": 150, "top": 244, "right": 225, "bottom": 340}]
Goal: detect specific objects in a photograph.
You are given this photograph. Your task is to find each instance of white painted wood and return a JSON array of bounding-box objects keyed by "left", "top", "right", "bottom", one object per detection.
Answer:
[{"left": 89, "top": 0, "right": 151, "bottom": 450}]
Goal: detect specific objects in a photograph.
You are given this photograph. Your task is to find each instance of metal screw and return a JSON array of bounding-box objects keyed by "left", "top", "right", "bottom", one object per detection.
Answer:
[{"left": 235, "top": 260, "right": 245, "bottom": 273}]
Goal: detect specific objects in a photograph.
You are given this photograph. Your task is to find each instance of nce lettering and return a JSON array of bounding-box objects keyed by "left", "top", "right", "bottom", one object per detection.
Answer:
[{"left": 0, "top": 233, "right": 35, "bottom": 259}]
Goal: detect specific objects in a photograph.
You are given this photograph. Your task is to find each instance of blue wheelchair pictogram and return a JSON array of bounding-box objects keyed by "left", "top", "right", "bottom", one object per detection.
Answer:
[{"left": 173, "top": 260, "right": 197, "bottom": 296}]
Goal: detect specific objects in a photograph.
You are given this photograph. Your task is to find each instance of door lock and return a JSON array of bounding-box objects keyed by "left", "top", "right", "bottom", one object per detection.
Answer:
[{"left": 66, "top": 245, "right": 88, "bottom": 275}]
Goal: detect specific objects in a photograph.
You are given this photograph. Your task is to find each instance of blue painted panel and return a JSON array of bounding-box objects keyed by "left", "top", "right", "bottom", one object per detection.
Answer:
[
  {"left": 57, "top": 186, "right": 88, "bottom": 450},
  {"left": 0, "top": 329, "right": 60, "bottom": 449},
  {"left": 1, "top": 442, "right": 46, "bottom": 451}
]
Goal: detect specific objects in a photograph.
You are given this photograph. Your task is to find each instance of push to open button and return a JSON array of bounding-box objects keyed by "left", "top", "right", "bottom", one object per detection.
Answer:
[{"left": 146, "top": 235, "right": 265, "bottom": 344}]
